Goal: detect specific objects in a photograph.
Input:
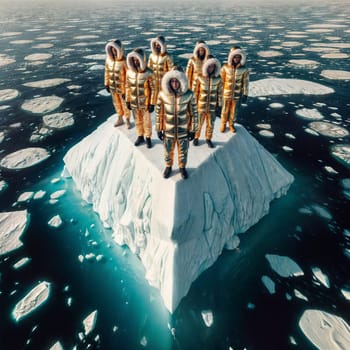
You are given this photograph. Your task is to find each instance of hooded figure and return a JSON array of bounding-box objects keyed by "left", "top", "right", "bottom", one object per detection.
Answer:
[
  {"left": 192, "top": 55, "right": 222, "bottom": 148},
  {"left": 126, "top": 48, "right": 156, "bottom": 148},
  {"left": 155, "top": 66, "right": 198, "bottom": 179},
  {"left": 148, "top": 35, "right": 174, "bottom": 101},
  {"left": 220, "top": 46, "right": 249, "bottom": 133},
  {"left": 104, "top": 39, "right": 130, "bottom": 128},
  {"left": 186, "top": 40, "right": 210, "bottom": 90}
]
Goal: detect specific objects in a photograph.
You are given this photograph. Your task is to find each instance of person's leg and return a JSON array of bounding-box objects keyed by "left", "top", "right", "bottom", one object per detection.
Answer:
[
  {"left": 113, "top": 93, "right": 124, "bottom": 127},
  {"left": 205, "top": 112, "right": 214, "bottom": 147},
  {"left": 163, "top": 137, "right": 175, "bottom": 178},
  {"left": 134, "top": 109, "right": 145, "bottom": 146},
  {"left": 229, "top": 99, "right": 238, "bottom": 133},
  {"left": 220, "top": 99, "right": 230, "bottom": 132},
  {"left": 143, "top": 110, "right": 153, "bottom": 148},
  {"left": 194, "top": 111, "right": 205, "bottom": 145},
  {"left": 178, "top": 138, "right": 189, "bottom": 179}
]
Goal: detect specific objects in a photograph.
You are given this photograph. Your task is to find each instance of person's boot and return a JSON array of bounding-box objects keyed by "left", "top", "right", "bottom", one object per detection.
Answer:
[
  {"left": 229, "top": 124, "right": 236, "bottom": 133},
  {"left": 126, "top": 118, "right": 131, "bottom": 129},
  {"left": 114, "top": 116, "right": 124, "bottom": 127},
  {"left": 163, "top": 166, "right": 172, "bottom": 178},
  {"left": 220, "top": 123, "right": 226, "bottom": 132},
  {"left": 193, "top": 138, "right": 199, "bottom": 146},
  {"left": 179, "top": 167, "right": 188, "bottom": 179},
  {"left": 206, "top": 139, "right": 214, "bottom": 148},
  {"left": 146, "top": 137, "right": 152, "bottom": 148},
  {"left": 134, "top": 136, "right": 145, "bottom": 146}
]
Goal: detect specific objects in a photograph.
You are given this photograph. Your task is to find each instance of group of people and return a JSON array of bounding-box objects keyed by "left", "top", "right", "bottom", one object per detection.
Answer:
[{"left": 104, "top": 36, "right": 249, "bottom": 179}]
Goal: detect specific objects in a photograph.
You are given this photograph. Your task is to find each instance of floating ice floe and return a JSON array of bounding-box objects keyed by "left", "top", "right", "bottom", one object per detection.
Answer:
[
  {"left": 0, "top": 31, "right": 22, "bottom": 36},
  {"left": 331, "top": 144, "right": 350, "bottom": 169},
  {"left": 0, "top": 89, "right": 19, "bottom": 102},
  {"left": 296, "top": 108, "right": 324, "bottom": 120},
  {"left": 0, "top": 147, "right": 50, "bottom": 170},
  {"left": 0, "top": 131, "right": 4, "bottom": 143},
  {"left": 256, "top": 123, "right": 271, "bottom": 129},
  {"left": 21, "top": 96, "right": 63, "bottom": 114},
  {"left": 12, "top": 281, "right": 51, "bottom": 322},
  {"left": 303, "top": 47, "right": 339, "bottom": 53},
  {"left": 0, "top": 210, "right": 29, "bottom": 256},
  {"left": 0, "top": 179, "right": 8, "bottom": 193},
  {"left": 10, "top": 39, "right": 33, "bottom": 44},
  {"left": 32, "top": 43, "right": 54, "bottom": 49},
  {"left": 285, "top": 133, "right": 296, "bottom": 140},
  {"left": 262, "top": 275, "right": 276, "bottom": 294},
  {"left": 304, "top": 128, "right": 319, "bottom": 136},
  {"left": 324, "top": 166, "right": 338, "bottom": 174},
  {"left": 24, "top": 53, "right": 53, "bottom": 61},
  {"left": 73, "top": 35, "right": 99, "bottom": 40},
  {"left": 13, "top": 257, "right": 31, "bottom": 269},
  {"left": 294, "top": 289, "right": 308, "bottom": 301},
  {"left": 83, "top": 310, "right": 98, "bottom": 335},
  {"left": 281, "top": 41, "right": 303, "bottom": 47},
  {"left": 269, "top": 103, "right": 284, "bottom": 109},
  {"left": 299, "top": 309, "right": 350, "bottom": 350},
  {"left": 23, "top": 78, "right": 71, "bottom": 88},
  {"left": 17, "top": 191, "right": 34, "bottom": 202},
  {"left": 299, "top": 204, "right": 332, "bottom": 220},
  {"left": 48, "top": 215, "right": 63, "bottom": 228},
  {"left": 282, "top": 146, "right": 293, "bottom": 152},
  {"left": 259, "top": 130, "right": 275, "bottom": 138},
  {"left": 97, "top": 89, "right": 110, "bottom": 97},
  {"left": 177, "top": 53, "right": 193, "bottom": 59},
  {"left": 249, "top": 78, "right": 334, "bottom": 97},
  {"left": 321, "top": 70, "right": 350, "bottom": 80},
  {"left": 84, "top": 54, "right": 106, "bottom": 60},
  {"left": 67, "top": 85, "right": 82, "bottom": 90},
  {"left": 43, "top": 112, "right": 74, "bottom": 129},
  {"left": 321, "top": 53, "right": 349, "bottom": 59},
  {"left": 289, "top": 59, "right": 319, "bottom": 67},
  {"left": 265, "top": 254, "right": 304, "bottom": 277},
  {"left": 308, "top": 122, "right": 349, "bottom": 138},
  {"left": 33, "top": 190, "right": 46, "bottom": 200},
  {"left": 341, "top": 288, "right": 350, "bottom": 301},
  {"left": 87, "top": 64, "right": 104, "bottom": 71},
  {"left": 201, "top": 310, "right": 214, "bottom": 327},
  {"left": 49, "top": 341, "right": 64, "bottom": 350},
  {"left": 312, "top": 267, "right": 330, "bottom": 288},
  {"left": 50, "top": 190, "right": 66, "bottom": 199}
]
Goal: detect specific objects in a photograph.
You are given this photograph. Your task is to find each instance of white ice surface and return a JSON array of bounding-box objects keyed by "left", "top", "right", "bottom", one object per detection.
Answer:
[
  {"left": 312, "top": 267, "right": 330, "bottom": 288},
  {"left": 296, "top": 108, "right": 324, "bottom": 120},
  {"left": 23, "top": 78, "right": 71, "bottom": 88},
  {"left": 331, "top": 145, "right": 350, "bottom": 169},
  {"left": 299, "top": 309, "right": 350, "bottom": 350},
  {"left": 12, "top": 281, "right": 51, "bottom": 321},
  {"left": 24, "top": 53, "right": 52, "bottom": 61},
  {"left": 321, "top": 70, "right": 350, "bottom": 80},
  {"left": 63, "top": 116, "right": 294, "bottom": 312},
  {"left": 249, "top": 78, "right": 334, "bottom": 97},
  {"left": 43, "top": 112, "right": 74, "bottom": 129},
  {"left": 266, "top": 254, "right": 304, "bottom": 277},
  {"left": 49, "top": 341, "right": 64, "bottom": 350},
  {"left": 308, "top": 122, "right": 349, "bottom": 138},
  {"left": 0, "top": 89, "right": 19, "bottom": 102},
  {"left": 0, "top": 147, "right": 50, "bottom": 170},
  {"left": 83, "top": 310, "right": 98, "bottom": 335},
  {"left": 21, "top": 96, "right": 63, "bottom": 114},
  {"left": 13, "top": 257, "right": 31, "bottom": 269},
  {"left": 0, "top": 210, "right": 29, "bottom": 256},
  {"left": 0, "top": 179, "right": 8, "bottom": 193},
  {"left": 201, "top": 310, "right": 214, "bottom": 327},
  {"left": 48, "top": 215, "right": 63, "bottom": 228}
]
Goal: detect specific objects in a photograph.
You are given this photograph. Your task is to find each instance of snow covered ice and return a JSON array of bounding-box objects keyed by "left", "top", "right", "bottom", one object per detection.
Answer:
[{"left": 63, "top": 115, "right": 294, "bottom": 312}]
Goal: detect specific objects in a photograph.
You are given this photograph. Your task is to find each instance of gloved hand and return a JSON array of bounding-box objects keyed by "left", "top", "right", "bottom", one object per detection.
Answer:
[
  {"left": 215, "top": 106, "right": 222, "bottom": 117},
  {"left": 126, "top": 102, "right": 132, "bottom": 110},
  {"left": 148, "top": 104, "right": 155, "bottom": 113},
  {"left": 241, "top": 95, "right": 248, "bottom": 104},
  {"left": 157, "top": 131, "right": 164, "bottom": 141},
  {"left": 188, "top": 132, "right": 195, "bottom": 141},
  {"left": 105, "top": 86, "right": 110, "bottom": 93}
]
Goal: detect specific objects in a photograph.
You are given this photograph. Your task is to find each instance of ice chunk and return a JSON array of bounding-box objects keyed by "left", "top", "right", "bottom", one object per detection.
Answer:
[
  {"left": 0, "top": 54, "right": 16, "bottom": 67},
  {"left": 341, "top": 288, "right": 350, "bottom": 301},
  {"left": 256, "top": 123, "right": 271, "bottom": 129},
  {"left": 304, "top": 128, "right": 319, "bottom": 136},
  {"left": 33, "top": 190, "right": 46, "bottom": 200},
  {"left": 43, "top": 112, "right": 74, "bottom": 129},
  {"left": 13, "top": 257, "right": 31, "bottom": 269},
  {"left": 140, "top": 336, "right": 147, "bottom": 347},
  {"left": 321, "top": 53, "right": 349, "bottom": 59},
  {"left": 83, "top": 310, "right": 97, "bottom": 335},
  {"left": 21, "top": 96, "right": 63, "bottom": 115},
  {"left": 266, "top": 254, "right": 304, "bottom": 277},
  {"left": 294, "top": 289, "right": 308, "bottom": 301},
  {"left": 0, "top": 89, "right": 19, "bottom": 102},
  {"left": 0, "top": 179, "right": 8, "bottom": 193},
  {"left": 324, "top": 166, "right": 338, "bottom": 174},
  {"left": 299, "top": 309, "right": 350, "bottom": 350},
  {"left": 17, "top": 191, "right": 34, "bottom": 202},
  {"left": 23, "top": 78, "right": 71, "bottom": 88},
  {"left": 49, "top": 341, "right": 64, "bottom": 350},
  {"left": 63, "top": 116, "right": 294, "bottom": 312},
  {"left": 321, "top": 70, "right": 350, "bottom": 80},
  {"left": 282, "top": 146, "right": 293, "bottom": 152},
  {"left": 257, "top": 50, "right": 283, "bottom": 57},
  {"left": 308, "top": 122, "right": 349, "bottom": 138},
  {"left": 296, "top": 108, "right": 324, "bottom": 120},
  {"left": 261, "top": 275, "right": 276, "bottom": 294},
  {"left": 12, "top": 281, "right": 51, "bottom": 321},
  {"left": 259, "top": 130, "right": 274, "bottom": 138},
  {"left": 48, "top": 215, "right": 63, "bottom": 228},
  {"left": 24, "top": 53, "right": 52, "bottom": 61},
  {"left": 50, "top": 190, "right": 66, "bottom": 199},
  {"left": 312, "top": 267, "right": 330, "bottom": 288},
  {"left": 0, "top": 210, "right": 29, "bottom": 256},
  {"left": 330, "top": 144, "right": 350, "bottom": 169},
  {"left": 0, "top": 147, "right": 50, "bottom": 170},
  {"left": 249, "top": 78, "right": 334, "bottom": 97},
  {"left": 84, "top": 54, "right": 106, "bottom": 60},
  {"left": 269, "top": 103, "right": 284, "bottom": 108},
  {"left": 281, "top": 41, "right": 303, "bottom": 47},
  {"left": 201, "top": 310, "right": 214, "bottom": 327},
  {"left": 289, "top": 59, "right": 319, "bottom": 67}
]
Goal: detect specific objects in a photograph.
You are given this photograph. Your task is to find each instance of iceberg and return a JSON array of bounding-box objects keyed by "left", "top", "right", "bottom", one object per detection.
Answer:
[{"left": 63, "top": 116, "right": 294, "bottom": 312}]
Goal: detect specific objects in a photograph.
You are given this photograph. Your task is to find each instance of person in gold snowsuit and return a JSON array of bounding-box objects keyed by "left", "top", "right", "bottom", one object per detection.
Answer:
[
  {"left": 220, "top": 46, "right": 249, "bottom": 133},
  {"left": 126, "top": 48, "right": 156, "bottom": 148},
  {"left": 148, "top": 35, "right": 174, "bottom": 102},
  {"left": 192, "top": 55, "right": 222, "bottom": 148},
  {"left": 186, "top": 40, "right": 210, "bottom": 91},
  {"left": 104, "top": 39, "right": 131, "bottom": 128},
  {"left": 155, "top": 66, "right": 198, "bottom": 179}
]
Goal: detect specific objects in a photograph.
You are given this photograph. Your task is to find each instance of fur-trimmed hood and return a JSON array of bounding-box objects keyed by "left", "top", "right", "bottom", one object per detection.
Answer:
[
  {"left": 228, "top": 47, "right": 246, "bottom": 66},
  {"left": 126, "top": 48, "right": 147, "bottom": 72},
  {"left": 151, "top": 35, "right": 167, "bottom": 55},
  {"left": 193, "top": 41, "right": 210, "bottom": 60},
  {"left": 202, "top": 57, "right": 221, "bottom": 77},
  {"left": 161, "top": 68, "right": 188, "bottom": 95},
  {"left": 105, "top": 40, "right": 124, "bottom": 60}
]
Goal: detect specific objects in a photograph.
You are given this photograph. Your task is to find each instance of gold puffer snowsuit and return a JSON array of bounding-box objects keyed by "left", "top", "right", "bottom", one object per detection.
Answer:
[
  {"left": 220, "top": 47, "right": 249, "bottom": 132},
  {"left": 126, "top": 49, "right": 155, "bottom": 138},
  {"left": 148, "top": 36, "right": 174, "bottom": 102},
  {"left": 104, "top": 40, "right": 130, "bottom": 124},
  {"left": 186, "top": 41, "right": 210, "bottom": 90},
  {"left": 155, "top": 69, "right": 198, "bottom": 168},
  {"left": 193, "top": 57, "right": 222, "bottom": 140}
]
